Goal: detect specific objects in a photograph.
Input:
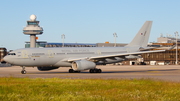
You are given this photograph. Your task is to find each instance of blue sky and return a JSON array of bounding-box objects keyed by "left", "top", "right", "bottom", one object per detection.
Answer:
[{"left": 0, "top": 0, "right": 180, "bottom": 50}]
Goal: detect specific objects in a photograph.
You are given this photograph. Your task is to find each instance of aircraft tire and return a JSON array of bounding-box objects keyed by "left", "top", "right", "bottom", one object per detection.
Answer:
[
  {"left": 89, "top": 69, "right": 93, "bottom": 73},
  {"left": 93, "top": 69, "right": 96, "bottom": 73},
  {"left": 89, "top": 69, "right": 102, "bottom": 73},
  {"left": 74, "top": 71, "right": 81, "bottom": 73},
  {"left": 69, "top": 69, "right": 74, "bottom": 73},
  {"left": 98, "top": 69, "right": 102, "bottom": 73},
  {"left": 21, "top": 70, "right": 26, "bottom": 74}
]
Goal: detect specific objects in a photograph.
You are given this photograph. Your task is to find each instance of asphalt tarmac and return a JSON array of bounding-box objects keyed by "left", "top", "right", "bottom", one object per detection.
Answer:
[{"left": 0, "top": 65, "right": 180, "bottom": 82}]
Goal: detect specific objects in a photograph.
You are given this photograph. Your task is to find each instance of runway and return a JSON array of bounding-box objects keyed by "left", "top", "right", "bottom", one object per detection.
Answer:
[{"left": 0, "top": 65, "right": 180, "bottom": 81}]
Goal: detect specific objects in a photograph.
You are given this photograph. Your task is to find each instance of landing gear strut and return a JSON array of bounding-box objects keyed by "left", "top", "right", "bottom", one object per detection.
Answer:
[
  {"left": 69, "top": 69, "right": 80, "bottom": 73},
  {"left": 89, "top": 69, "right": 102, "bottom": 73},
  {"left": 21, "top": 66, "right": 26, "bottom": 74}
]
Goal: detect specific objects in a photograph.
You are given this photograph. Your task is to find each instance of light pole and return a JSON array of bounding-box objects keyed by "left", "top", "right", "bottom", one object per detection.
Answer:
[
  {"left": 113, "top": 33, "right": 117, "bottom": 47},
  {"left": 174, "top": 31, "right": 178, "bottom": 65},
  {"left": 61, "top": 34, "right": 65, "bottom": 47}
]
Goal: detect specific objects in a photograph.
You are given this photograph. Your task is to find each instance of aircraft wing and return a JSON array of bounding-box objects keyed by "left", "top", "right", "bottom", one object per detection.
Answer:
[
  {"left": 67, "top": 57, "right": 89, "bottom": 62},
  {"left": 139, "top": 45, "right": 175, "bottom": 51},
  {"left": 67, "top": 50, "right": 165, "bottom": 62},
  {"left": 89, "top": 50, "right": 165, "bottom": 60}
]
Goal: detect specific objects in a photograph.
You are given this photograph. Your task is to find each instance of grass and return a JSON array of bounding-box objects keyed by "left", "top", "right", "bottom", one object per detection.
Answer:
[{"left": 0, "top": 77, "right": 180, "bottom": 101}]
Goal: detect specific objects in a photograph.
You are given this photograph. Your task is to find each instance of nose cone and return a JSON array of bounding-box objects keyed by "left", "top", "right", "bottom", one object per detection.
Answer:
[
  {"left": 3, "top": 56, "right": 7, "bottom": 62},
  {"left": 3, "top": 56, "right": 9, "bottom": 63},
  {"left": 3, "top": 55, "right": 15, "bottom": 65}
]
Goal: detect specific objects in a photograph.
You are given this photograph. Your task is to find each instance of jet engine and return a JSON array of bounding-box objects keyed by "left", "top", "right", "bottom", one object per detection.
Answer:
[
  {"left": 72, "top": 60, "right": 96, "bottom": 71},
  {"left": 37, "top": 66, "right": 59, "bottom": 71}
]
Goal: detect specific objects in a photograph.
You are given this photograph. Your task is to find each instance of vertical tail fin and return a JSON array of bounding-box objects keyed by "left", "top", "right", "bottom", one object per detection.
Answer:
[{"left": 126, "top": 21, "right": 153, "bottom": 47}]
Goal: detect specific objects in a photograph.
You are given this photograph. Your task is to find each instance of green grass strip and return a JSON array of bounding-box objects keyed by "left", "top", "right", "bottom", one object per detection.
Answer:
[{"left": 0, "top": 77, "right": 179, "bottom": 101}]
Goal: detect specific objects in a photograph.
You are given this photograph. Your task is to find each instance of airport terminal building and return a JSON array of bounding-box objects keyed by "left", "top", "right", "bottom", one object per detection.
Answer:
[
  {"left": 122, "top": 36, "right": 180, "bottom": 65},
  {"left": 142, "top": 36, "right": 180, "bottom": 65},
  {"left": 25, "top": 41, "right": 96, "bottom": 48},
  {"left": 25, "top": 41, "right": 127, "bottom": 48}
]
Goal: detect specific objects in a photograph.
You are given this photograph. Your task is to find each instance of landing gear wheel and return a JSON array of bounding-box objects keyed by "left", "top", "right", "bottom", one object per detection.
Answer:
[
  {"left": 89, "top": 69, "right": 93, "bottom": 73},
  {"left": 21, "top": 66, "right": 26, "bottom": 74},
  {"left": 93, "top": 69, "right": 97, "bottom": 73},
  {"left": 21, "top": 70, "right": 26, "bottom": 74},
  {"left": 98, "top": 69, "right": 102, "bottom": 73},
  {"left": 74, "top": 71, "right": 81, "bottom": 73},
  {"left": 89, "top": 69, "right": 102, "bottom": 73},
  {"left": 69, "top": 69, "right": 81, "bottom": 73},
  {"left": 69, "top": 69, "right": 74, "bottom": 73}
]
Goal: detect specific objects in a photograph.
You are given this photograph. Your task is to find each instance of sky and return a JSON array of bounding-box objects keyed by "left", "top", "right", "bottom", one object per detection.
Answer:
[{"left": 0, "top": 0, "right": 180, "bottom": 50}]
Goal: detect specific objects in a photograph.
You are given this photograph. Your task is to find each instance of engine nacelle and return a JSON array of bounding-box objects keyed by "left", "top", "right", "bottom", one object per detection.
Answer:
[
  {"left": 72, "top": 60, "right": 96, "bottom": 71},
  {"left": 37, "top": 66, "right": 59, "bottom": 71}
]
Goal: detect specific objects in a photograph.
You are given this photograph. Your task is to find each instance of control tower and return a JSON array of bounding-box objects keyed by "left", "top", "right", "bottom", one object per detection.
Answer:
[{"left": 23, "top": 14, "right": 43, "bottom": 48}]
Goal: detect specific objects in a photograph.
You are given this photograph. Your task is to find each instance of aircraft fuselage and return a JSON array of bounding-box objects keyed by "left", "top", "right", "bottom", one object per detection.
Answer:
[{"left": 4, "top": 46, "right": 139, "bottom": 67}]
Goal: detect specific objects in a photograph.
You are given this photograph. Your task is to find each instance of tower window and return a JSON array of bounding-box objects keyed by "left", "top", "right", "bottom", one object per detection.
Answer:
[{"left": 28, "top": 22, "right": 38, "bottom": 25}]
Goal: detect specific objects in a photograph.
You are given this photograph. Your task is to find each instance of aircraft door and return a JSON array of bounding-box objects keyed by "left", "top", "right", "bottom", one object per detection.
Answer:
[
  {"left": 46, "top": 50, "right": 55, "bottom": 65},
  {"left": 48, "top": 50, "right": 54, "bottom": 58},
  {"left": 126, "top": 48, "right": 131, "bottom": 53},
  {"left": 97, "top": 50, "right": 101, "bottom": 55},
  {"left": 21, "top": 50, "right": 34, "bottom": 66},
  {"left": 22, "top": 50, "right": 29, "bottom": 58}
]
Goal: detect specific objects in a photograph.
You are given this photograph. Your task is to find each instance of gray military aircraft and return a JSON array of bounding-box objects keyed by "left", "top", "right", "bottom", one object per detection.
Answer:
[{"left": 4, "top": 21, "right": 165, "bottom": 74}]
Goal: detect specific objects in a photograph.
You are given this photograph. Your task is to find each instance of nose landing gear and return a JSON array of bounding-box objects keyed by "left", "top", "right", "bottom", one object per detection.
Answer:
[{"left": 21, "top": 66, "right": 26, "bottom": 74}]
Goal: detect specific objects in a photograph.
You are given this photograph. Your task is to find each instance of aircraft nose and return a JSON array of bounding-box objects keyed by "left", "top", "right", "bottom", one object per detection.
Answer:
[
  {"left": 3, "top": 56, "right": 14, "bottom": 64},
  {"left": 3, "top": 56, "right": 9, "bottom": 63}
]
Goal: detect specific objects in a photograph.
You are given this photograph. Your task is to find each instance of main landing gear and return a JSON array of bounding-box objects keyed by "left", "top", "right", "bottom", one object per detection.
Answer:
[
  {"left": 69, "top": 69, "right": 81, "bottom": 73},
  {"left": 69, "top": 68, "right": 102, "bottom": 73},
  {"left": 89, "top": 69, "right": 102, "bottom": 73},
  {"left": 21, "top": 66, "right": 26, "bottom": 74}
]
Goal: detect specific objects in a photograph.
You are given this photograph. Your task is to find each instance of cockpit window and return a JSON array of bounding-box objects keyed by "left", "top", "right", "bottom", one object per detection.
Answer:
[{"left": 8, "top": 53, "right": 16, "bottom": 55}]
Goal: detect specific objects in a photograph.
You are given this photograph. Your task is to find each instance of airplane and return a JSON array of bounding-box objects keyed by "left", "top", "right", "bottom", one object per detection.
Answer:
[{"left": 3, "top": 21, "right": 165, "bottom": 74}]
